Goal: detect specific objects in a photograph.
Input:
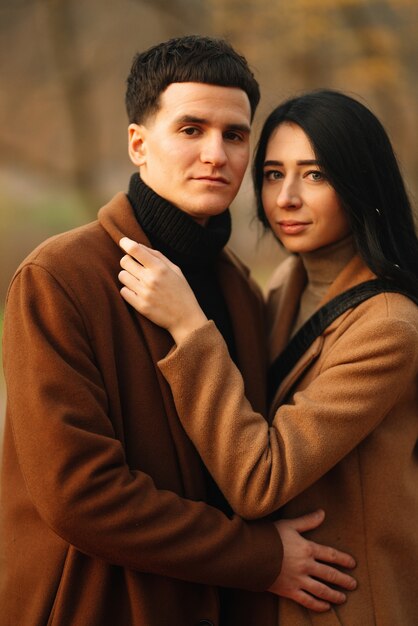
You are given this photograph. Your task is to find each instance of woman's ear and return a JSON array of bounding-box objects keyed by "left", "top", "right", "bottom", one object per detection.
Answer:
[{"left": 128, "top": 123, "right": 147, "bottom": 167}]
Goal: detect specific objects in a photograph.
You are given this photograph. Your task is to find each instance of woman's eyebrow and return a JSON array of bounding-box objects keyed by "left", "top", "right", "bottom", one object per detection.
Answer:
[{"left": 263, "top": 159, "right": 320, "bottom": 166}]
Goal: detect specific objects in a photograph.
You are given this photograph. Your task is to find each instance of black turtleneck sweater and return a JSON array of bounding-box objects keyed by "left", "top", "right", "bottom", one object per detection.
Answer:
[
  {"left": 127, "top": 173, "right": 236, "bottom": 515},
  {"left": 128, "top": 173, "right": 238, "bottom": 363}
]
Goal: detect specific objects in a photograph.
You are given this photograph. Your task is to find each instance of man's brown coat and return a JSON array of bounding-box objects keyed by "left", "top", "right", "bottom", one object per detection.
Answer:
[{"left": 0, "top": 193, "right": 282, "bottom": 626}]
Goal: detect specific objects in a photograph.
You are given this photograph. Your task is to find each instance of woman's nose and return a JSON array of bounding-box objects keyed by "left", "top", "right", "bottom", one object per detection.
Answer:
[{"left": 276, "top": 180, "right": 302, "bottom": 209}]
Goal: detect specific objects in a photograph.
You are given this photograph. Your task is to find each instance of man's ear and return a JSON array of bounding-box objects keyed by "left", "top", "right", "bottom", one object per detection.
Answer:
[{"left": 128, "top": 123, "right": 147, "bottom": 167}]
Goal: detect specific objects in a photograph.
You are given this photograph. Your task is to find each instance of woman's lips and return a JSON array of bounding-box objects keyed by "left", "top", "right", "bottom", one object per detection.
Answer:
[{"left": 278, "top": 221, "right": 310, "bottom": 234}]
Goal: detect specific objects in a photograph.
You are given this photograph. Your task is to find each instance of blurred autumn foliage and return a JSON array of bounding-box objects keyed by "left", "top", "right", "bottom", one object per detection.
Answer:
[{"left": 1, "top": 0, "right": 417, "bottom": 298}]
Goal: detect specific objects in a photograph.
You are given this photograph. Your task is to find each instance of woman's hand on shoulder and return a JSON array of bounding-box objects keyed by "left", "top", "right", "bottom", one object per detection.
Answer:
[{"left": 119, "top": 237, "right": 208, "bottom": 344}]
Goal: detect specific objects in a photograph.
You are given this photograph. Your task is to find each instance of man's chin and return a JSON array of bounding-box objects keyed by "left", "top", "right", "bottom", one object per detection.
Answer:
[{"left": 179, "top": 196, "right": 231, "bottom": 221}]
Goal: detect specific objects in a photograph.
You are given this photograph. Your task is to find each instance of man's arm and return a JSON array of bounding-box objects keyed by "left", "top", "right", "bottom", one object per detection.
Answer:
[{"left": 3, "top": 262, "right": 281, "bottom": 592}]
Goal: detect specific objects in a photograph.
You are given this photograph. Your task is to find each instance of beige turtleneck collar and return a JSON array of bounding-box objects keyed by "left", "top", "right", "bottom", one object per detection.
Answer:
[{"left": 291, "top": 235, "right": 356, "bottom": 336}]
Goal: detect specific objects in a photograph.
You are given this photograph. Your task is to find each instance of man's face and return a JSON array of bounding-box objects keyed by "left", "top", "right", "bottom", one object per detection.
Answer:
[{"left": 128, "top": 82, "right": 252, "bottom": 225}]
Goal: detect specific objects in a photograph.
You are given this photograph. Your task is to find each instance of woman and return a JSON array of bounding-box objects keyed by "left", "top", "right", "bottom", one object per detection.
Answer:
[{"left": 118, "top": 90, "right": 418, "bottom": 625}]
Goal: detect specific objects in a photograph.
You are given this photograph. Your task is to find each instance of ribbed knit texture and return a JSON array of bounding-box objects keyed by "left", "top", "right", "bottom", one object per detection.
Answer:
[
  {"left": 128, "top": 172, "right": 231, "bottom": 265},
  {"left": 291, "top": 236, "right": 356, "bottom": 336},
  {"left": 128, "top": 172, "right": 236, "bottom": 516}
]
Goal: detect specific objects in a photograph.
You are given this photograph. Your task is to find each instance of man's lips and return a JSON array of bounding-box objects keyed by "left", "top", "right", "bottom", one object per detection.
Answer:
[{"left": 193, "top": 176, "right": 229, "bottom": 185}]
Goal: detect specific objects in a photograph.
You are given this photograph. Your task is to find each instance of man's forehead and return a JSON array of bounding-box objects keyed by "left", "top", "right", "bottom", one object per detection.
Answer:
[{"left": 158, "top": 82, "right": 252, "bottom": 122}]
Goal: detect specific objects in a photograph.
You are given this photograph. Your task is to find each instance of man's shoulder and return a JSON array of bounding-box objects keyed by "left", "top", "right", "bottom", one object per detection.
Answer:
[
  {"left": 16, "top": 219, "right": 106, "bottom": 275},
  {"left": 14, "top": 191, "right": 136, "bottom": 278}
]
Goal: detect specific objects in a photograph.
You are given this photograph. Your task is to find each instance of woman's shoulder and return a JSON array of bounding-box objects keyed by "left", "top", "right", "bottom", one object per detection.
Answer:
[
  {"left": 362, "top": 289, "right": 418, "bottom": 328},
  {"left": 334, "top": 289, "right": 418, "bottom": 363}
]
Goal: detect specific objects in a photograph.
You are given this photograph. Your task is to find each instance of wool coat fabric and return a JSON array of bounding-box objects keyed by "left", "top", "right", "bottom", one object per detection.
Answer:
[
  {"left": 157, "top": 254, "right": 418, "bottom": 626},
  {"left": 0, "top": 192, "right": 283, "bottom": 626}
]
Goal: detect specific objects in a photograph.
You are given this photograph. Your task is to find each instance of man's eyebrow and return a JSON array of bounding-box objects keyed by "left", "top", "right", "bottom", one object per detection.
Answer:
[
  {"left": 176, "top": 115, "right": 250, "bottom": 133},
  {"left": 263, "top": 159, "right": 320, "bottom": 167}
]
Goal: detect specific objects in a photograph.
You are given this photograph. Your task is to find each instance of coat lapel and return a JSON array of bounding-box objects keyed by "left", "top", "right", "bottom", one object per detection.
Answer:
[
  {"left": 267, "top": 256, "right": 306, "bottom": 362},
  {"left": 98, "top": 193, "right": 208, "bottom": 497},
  {"left": 218, "top": 250, "right": 267, "bottom": 414}
]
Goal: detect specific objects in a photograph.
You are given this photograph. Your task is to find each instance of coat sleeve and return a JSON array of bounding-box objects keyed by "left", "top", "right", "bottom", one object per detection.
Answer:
[
  {"left": 158, "top": 308, "right": 418, "bottom": 520},
  {"left": 2, "top": 262, "right": 282, "bottom": 590}
]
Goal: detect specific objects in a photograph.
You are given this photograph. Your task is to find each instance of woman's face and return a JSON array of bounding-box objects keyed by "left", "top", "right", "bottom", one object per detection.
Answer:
[{"left": 261, "top": 122, "right": 351, "bottom": 254}]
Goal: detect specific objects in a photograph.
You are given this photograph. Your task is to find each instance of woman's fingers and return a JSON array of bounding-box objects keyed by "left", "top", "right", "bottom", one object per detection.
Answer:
[
  {"left": 120, "top": 285, "right": 142, "bottom": 308},
  {"left": 120, "top": 237, "right": 149, "bottom": 265},
  {"left": 119, "top": 269, "right": 141, "bottom": 294},
  {"left": 120, "top": 254, "right": 146, "bottom": 279},
  {"left": 120, "top": 237, "right": 163, "bottom": 271},
  {"left": 119, "top": 237, "right": 181, "bottom": 274},
  {"left": 142, "top": 246, "right": 183, "bottom": 274}
]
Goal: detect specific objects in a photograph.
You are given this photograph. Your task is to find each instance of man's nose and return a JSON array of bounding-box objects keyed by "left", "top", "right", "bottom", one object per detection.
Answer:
[{"left": 200, "top": 134, "right": 228, "bottom": 167}]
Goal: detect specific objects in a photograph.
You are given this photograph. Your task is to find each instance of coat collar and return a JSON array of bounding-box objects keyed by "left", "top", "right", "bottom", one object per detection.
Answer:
[{"left": 98, "top": 192, "right": 266, "bottom": 414}]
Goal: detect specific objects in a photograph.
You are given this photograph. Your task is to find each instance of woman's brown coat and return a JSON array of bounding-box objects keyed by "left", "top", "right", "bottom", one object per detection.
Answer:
[
  {"left": 158, "top": 254, "right": 418, "bottom": 625},
  {"left": 0, "top": 193, "right": 282, "bottom": 626}
]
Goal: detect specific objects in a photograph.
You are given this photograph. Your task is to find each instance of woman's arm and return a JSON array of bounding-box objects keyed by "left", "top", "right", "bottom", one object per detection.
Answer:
[
  {"left": 119, "top": 238, "right": 418, "bottom": 517},
  {"left": 118, "top": 238, "right": 359, "bottom": 609},
  {"left": 158, "top": 315, "right": 418, "bottom": 517}
]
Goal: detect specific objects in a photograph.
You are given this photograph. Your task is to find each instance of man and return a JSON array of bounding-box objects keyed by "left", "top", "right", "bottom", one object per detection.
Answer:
[{"left": 1, "top": 36, "right": 355, "bottom": 626}]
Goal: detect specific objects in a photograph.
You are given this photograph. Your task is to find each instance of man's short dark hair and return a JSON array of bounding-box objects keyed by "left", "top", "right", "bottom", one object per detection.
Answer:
[{"left": 125, "top": 35, "right": 260, "bottom": 124}]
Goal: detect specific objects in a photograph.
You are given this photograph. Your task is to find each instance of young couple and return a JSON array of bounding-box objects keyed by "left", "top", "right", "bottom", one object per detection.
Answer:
[{"left": 2, "top": 35, "right": 418, "bottom": 626}]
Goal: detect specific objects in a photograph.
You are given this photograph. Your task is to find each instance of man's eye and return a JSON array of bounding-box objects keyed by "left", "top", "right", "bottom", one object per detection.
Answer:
[
  {"left": 182, "top": 127, "right": 199, "bottom": 136},
  {"left": 224, "top": 132, "right": 243, "bottom": 142}
]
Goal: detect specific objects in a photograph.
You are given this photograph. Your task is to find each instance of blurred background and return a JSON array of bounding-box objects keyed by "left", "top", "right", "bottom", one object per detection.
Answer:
[{"left": 1, "top": 0, "right": 417, "bottom": 436}]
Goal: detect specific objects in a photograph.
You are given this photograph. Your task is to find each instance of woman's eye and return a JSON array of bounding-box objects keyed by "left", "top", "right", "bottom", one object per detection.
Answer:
[
  {"left": 264, "top": 170, "right": 283, "bottom": 181},
  {"left": 307, "top": 170, "right": 324, "bottom": 181}
]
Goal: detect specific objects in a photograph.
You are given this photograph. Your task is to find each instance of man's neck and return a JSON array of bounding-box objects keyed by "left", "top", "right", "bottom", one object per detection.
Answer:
[{"left": 127, "top": 173, "right": 231, "bottom": 269}]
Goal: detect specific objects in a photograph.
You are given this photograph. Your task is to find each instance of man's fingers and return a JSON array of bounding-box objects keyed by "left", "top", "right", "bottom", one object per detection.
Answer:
[
  {"left": 310, "top": 561, "right": 357, "bottom": 590},
  {"left": 289, "top": 589, "right": 331, "bottom": 613},
  {"left": 286, "top": 509, "right": 325, "bottom": 533},
  {"left": 311, "top": 542, "right": 356, "bottom": 570},
  {"left": 301, "top": 578, "right": 346, "bottom": 605}
]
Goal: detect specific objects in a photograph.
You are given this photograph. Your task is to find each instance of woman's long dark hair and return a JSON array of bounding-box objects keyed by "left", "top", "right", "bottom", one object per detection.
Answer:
[{"left": 253, "top": 89, "right": 418, "bottom": 296}]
